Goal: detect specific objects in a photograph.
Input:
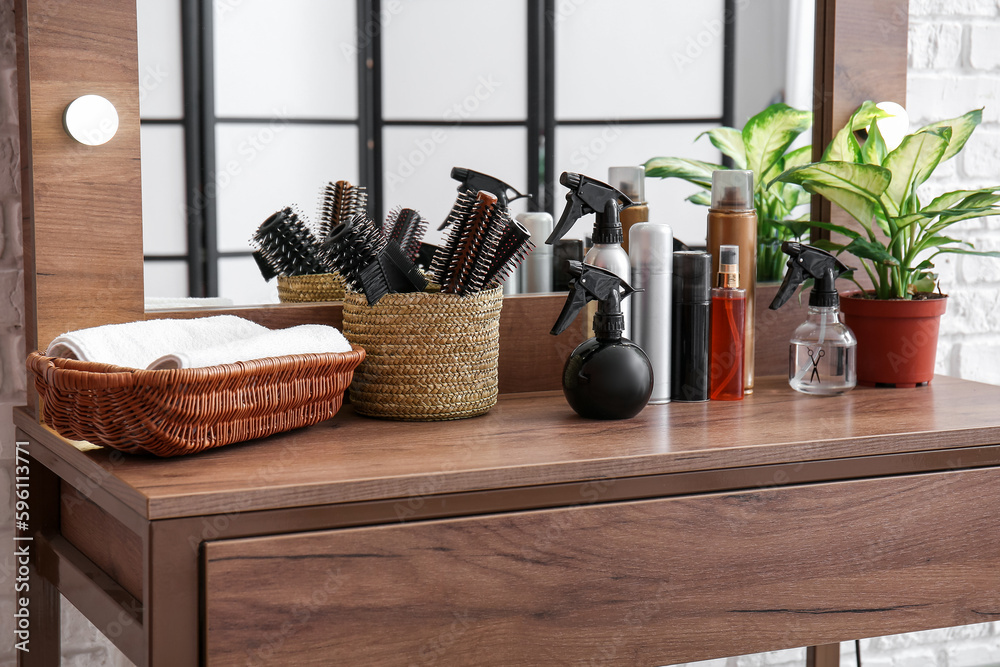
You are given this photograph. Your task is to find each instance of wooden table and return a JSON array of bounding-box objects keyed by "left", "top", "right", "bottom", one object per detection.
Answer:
[{"left": 14, "top": 376, "right": 1000, "bottom": 666}]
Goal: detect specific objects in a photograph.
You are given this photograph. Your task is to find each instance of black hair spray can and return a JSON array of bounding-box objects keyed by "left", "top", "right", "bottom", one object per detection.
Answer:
[{"left": 671, "top": 251, "right": 711, "bottom": 402}]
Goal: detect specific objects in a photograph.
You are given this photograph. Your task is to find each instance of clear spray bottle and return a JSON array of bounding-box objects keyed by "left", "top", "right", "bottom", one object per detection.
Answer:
[{"left": 769, "top": 241, "right": 857, "bottom": 396}]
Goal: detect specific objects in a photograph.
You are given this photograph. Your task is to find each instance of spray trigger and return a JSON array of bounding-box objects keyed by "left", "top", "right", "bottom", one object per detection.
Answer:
[{"left": 770, "top": 241, "right": 854, "bottom": 310}]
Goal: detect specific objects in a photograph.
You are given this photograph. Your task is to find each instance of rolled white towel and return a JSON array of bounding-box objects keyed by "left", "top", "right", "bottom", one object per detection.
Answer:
[
  {"left": 148, "top": 324, "right": 352, "bottom": 370},
  {"left": 47, "top": 316, "right": 352, "bottom": 370}
]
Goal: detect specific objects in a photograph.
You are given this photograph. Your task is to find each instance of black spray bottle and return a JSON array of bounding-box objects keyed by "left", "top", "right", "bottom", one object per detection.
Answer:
[
  {"left": 550, "top": 261, "right": 653, "bottom": 419},
  {"left": 546, "top": 172, "right": 635, "bottom": 339},
  {"left": 769, "top": 241, "right": 857, "bottom": 396}
]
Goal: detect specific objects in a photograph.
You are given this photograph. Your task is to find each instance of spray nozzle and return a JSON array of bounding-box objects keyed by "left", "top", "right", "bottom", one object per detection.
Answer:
[
  {"left": 545, "top": 172, "right": 635, "bottom": 246},
  {"left": 551, "top": 260, "right": 639, "bottom": 339},
  {"left": 439, "top": 167, "right": 530, "bottom": 230},
  {"left": 769, "top": 241, "right": 854, "bottom": 310}
]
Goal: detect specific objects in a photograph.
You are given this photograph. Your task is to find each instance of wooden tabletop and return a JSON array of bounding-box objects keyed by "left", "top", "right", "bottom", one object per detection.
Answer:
[{"left": 15, "top": 376, "right": 1000, "bottom": 520}]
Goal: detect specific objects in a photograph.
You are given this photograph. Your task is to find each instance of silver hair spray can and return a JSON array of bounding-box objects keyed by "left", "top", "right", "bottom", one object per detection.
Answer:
[
  {"left": 516, "top": 212, "right": 554, "bottom": 293},
  {"left": 629, "top": 222, "right": 673, "bottom": 404}
]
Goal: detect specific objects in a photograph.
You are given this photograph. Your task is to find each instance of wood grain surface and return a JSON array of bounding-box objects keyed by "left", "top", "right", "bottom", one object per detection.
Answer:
[
  {"left": 60, "top": 486, "right": 143, "bottom": 602},
  {"left": 204, "top": 467, "right": 1000, "bottom": 666},
  {"left": 17, "top": 0, "right": 144, "bottom": 354},
  {"left": 15, "top": 374, "right": 1000, "bottom": 520}
]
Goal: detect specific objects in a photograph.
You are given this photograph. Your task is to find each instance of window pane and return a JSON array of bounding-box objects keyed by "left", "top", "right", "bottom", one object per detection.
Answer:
[
  {"left": 218, "top": 257, "right": 280, "bottom": 306},
  {"left": 214, "top": 123, "right": 360, "bottom": 253},
  {"left": 143, "top": 261, "right": 188, "bottom": 299},
  {"left": 382, "top": 0, "right": 527, "bottom": 121},
  {"left": 214, "top": 0, "right": 357, "bottom": 119},
  {"left": 555, "top": 123, "right": 720, "bottom": 247},
  {"left": 382, "top": 126, "right": 528, "bottom": 247},
  {"left": 140, "top": 125, "right": 188, "bottom": 255},
  {"left": 136, "top": 0, "right": 184, "bottom": 119},
  {"left": 555, "top": 0, "right": 724, "bottom": 120}
]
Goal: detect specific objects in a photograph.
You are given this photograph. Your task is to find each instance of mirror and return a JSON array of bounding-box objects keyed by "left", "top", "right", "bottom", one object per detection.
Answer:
[{"left": 136, "top": 0, "right": 814, "bottom": 307}]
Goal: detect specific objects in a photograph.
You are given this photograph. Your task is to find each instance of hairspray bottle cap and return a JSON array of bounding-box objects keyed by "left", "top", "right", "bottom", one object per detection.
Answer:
[
  {"left": 710, "top": 170, "right": 754, "bottom": 211},
  {"left": 672, "top": 251, "right": 712, "bottom": 304},
  {"left": 609, "top": 166, "right": 645, "bottom": 203}
]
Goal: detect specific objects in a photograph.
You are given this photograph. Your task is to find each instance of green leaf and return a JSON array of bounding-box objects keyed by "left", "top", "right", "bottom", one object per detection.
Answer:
[
  {"left": 844, "top": 237, "right": 900, "bottom": 266},
  {"left": 881, "top": 127, "right": 951, "bottom": 217},
  {"left": 696, "top": 127, "right": 747, "bottom": 168},
  {"left": 778, "top": 145, "right": 814, "bottom": 172},
  {"left": 805, "top": 220, "right": 862, "bottom": 240},
  {"left": 917, "top": 234, "right": 972, "bottom": 252},
  {"left": 910, "top": 274, "right": 938, "bottom": 293},
  {"left": 862, "top": 117, "right": 889, "bottom": 166},
  {"left": 766, "top": 218, "right": 811, "bottom": 239},
  {"left": 895, "top": 211, "right": 931, "bottom": 229},
  {"left": 915, "top": 108, "right": 982, "bottom": 162},
  {"left": 810, "top": 239, "right": 848, "bottom": 254},
  {"left": 643, "top": 157, "right": 722, "bottom": 189},
  {"left": 922, "top": 187, "right": 999, "bottom": 213},
  {"left": 822, "top": 101, "right": 889, "bottom": 161},
  {"left": 931, "top": 247, "right": 1000, "bottom": 259},
  {"left": 932, "top": 206, "right": 1000, "bottom": 228},
  {"left": 742, "top": 103, "right": 812, "bottom": 185},
  {"left": 770, "top": 161, "right": 891, "bottom": 232},
  {"left": 686, "top": 190, "right": 712, "bottom": 206},
  {"left": 957, "top": 192, "right": 1000, "bottom": 209}
]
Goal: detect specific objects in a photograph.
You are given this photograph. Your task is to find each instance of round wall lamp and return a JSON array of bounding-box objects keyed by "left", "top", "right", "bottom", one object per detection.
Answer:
[{"left": 63, "top": 95, "right": 119, "bottom": 146}]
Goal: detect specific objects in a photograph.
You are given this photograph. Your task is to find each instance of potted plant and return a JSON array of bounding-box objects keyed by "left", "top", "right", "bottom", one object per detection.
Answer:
[
  {"left": 770, "top": 101, "right": 1000, "bottom": 386},
  {"left": 644, "top": 103, "right": 813, "bottom": 281}
]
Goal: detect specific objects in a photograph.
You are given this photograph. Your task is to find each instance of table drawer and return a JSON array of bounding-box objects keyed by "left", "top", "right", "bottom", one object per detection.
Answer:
[{"left": 204, "top": 467, "right": 1000, "bottom": 666}]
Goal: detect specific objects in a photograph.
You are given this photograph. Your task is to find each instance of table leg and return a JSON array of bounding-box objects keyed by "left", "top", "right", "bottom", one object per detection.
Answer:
[
  {"left": 807, "top": 643, "right": 841, "bottom": 667},
  {"left": 17, "top": 451, "right": 61, "bottom": 667}
]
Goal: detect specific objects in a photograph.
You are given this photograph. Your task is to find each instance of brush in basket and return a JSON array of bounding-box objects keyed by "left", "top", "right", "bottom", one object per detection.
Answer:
[
  {"left": 321, "top": 213, "right": 427, "bottom": 305},
  {"left": 430, "top": 190, "right": 534, "bottom": 295}
]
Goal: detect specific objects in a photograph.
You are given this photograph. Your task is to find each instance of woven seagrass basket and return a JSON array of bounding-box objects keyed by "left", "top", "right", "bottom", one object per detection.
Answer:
[
  {"left": 26, "top": 348, "right": 365, "bottom": 457},
  {"left": 277, "top": 272, "right": 346, "bottom": 303},
  {"left": 342, "top": 286, "right": 503, "bottom": 421}
]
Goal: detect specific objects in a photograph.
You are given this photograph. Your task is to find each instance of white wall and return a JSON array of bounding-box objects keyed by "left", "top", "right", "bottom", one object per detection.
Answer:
[
  {"left": 909, "top": 0, "right": 1000, "bottom": 386},
  {"left": 0, "top": 1, "right": 999, "bottom": 665}
]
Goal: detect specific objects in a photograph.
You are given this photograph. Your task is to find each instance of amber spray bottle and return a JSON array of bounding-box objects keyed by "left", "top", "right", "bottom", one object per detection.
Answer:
[
  {"left": 707, "top": 170, "right": 756, "bottom": 393},
  {"left": 710, "top": 245, "right": 745, "bottom": 401}
]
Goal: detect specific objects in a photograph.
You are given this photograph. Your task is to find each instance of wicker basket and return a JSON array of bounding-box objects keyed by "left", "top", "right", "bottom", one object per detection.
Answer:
[
  {"left": 277, "top": 273, "right": 346, "bottom": 303},
  {"left": 26, "top": 347, "right": 365, "bottom": 457},
  {"left": 342, "top": 287, "right": 503, "bottom": 421}
]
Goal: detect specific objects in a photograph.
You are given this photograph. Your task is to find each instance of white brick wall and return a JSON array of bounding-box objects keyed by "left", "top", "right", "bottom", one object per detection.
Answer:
[{"left": 1, "top": 1, "right": 999, "bottom": 665}]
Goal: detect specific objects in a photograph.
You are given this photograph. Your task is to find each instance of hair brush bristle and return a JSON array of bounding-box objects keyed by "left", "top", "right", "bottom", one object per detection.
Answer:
[
  {"left": 317, "top": 180, "right": 369, "bottom": 241},
  {"left": 483, "top": 218, "right": 533, "bottom": 288},
  {"left": 320, "top": 213, "right": 386, "bottom": 291},
  {"left": 433, "top": 191, "right": 505, "bottom": 295},
  {"left": 384, "top": 206, "right": 427, "bottom": 261},
  {"left": 249, "top": 207, "right": 330, "bottom": 278}
]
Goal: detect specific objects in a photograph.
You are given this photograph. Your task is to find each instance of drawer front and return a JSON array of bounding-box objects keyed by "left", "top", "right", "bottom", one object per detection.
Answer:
[{"left": 204, "top": 467, "right": 1000, "bottom": 666}]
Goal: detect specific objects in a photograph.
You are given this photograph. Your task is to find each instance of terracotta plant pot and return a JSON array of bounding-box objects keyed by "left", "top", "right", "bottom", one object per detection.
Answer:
[{"left": 840, "top": 292, "right": 947, "bottom": 387}]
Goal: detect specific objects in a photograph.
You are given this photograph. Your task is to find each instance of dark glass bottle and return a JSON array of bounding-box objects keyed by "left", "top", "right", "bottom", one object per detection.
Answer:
[{"left": 671, "top": 252, "right": 711, "bottom": 402}]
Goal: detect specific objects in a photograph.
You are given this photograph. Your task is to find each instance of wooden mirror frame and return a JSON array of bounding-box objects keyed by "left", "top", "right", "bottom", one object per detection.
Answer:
[{"left": 15, "top": 0, "right": 908, "bottom": 406}]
